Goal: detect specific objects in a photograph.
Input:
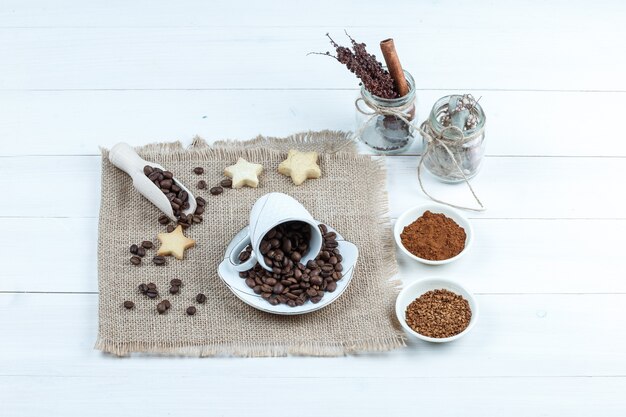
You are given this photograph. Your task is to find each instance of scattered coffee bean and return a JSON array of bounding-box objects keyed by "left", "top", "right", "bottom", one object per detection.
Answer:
[
  {"left": 136, "top": 246, "right": 146, "bottom": 257},
  {"left": 196, "top": 196, "right": 206, "bottom": 207},
  {"left": 153, "top": 256, "right": 166, "bottom": 266},
  {"left": 169, "top": 285, "right": 179, "bottom": 295},
  {"left": 197, "top": 180, "right": 207, "bottom": 189},
  {"left": 130, "top": 256, "right": 141, "bottom": 266},
  {"left": 166, "top": 224, "right": 175, "bottom": 233},
  {"left": 157, "top": 302, "right": 167, "bottom": 314},
  {"left": 196, "top": 293, "right": 207, "bottom": 303},
  {"left": 171, "top": 279, "right": 182, "bottom": 286},
  {"left": 162, "top": 299, "right": 171, "bottom": 309},
  {"left": 130, "top": 244, "right": 139, "bottom": 254},
  {"left": 186, "top": 306, "right": 197, "bottom": 315},
  {"left": 193, "top": 167, "right": 204, "bottom": 175},
  {"left": 158, "top": 214, "right": 170, "bottom": 225},
  {"left": 192, "top": 215, "right": 203, "bottom": 224},
  {"left": 146, "top": 289, "right": 158, "bottom": 299},
  {"left": 220, "top": 178, "right": 232, "bottom": 188},
  {"left": 123, "top": 300, "right": 134, "bottom": 309},
  {"left": 195, "top": 205, "right": 205, "bottom": 215},
  {"left": 141, "top": 240, "right": 153, "bottom": 249},
  {"left": 210, "top": 186, "right": 223, "bottom": 195},
  {"left": 138, "top": 283, "right": 149, "bottom": 294}
]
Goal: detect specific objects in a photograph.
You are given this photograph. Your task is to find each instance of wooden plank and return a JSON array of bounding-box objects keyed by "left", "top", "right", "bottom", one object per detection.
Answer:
[
  {"left": 1, "top": 23, "right": 624, "bottom": 91},
  {"left": 2, "top": 217, "right": 625, "bottom": 294},
  {"left": 0, "top": 293, "right": 625, "bottom": 378},
  {"left": 1, "top": 375, "right": 625, "bottom": 417},
  {"left": 1, "top": 90, "right": 624, "bottom": 157},
  {"left": 0, "top": 155, "right": 622, "bottom": 219}
]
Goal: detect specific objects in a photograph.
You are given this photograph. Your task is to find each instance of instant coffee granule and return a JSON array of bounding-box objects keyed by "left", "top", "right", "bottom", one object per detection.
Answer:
[
  {"left": 405, "top": 289, "right": 471, "bottom": 338},
  {"left": 400, "top": 211, "right": 466, "bottom": 261}
]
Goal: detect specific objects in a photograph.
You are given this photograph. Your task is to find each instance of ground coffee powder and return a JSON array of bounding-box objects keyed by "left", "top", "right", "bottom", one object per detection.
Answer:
[{"left": 400, "top": 211, "right": 466, "bottom": 261}]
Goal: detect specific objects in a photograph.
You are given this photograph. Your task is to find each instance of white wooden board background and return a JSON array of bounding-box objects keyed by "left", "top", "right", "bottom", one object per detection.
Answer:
[{"left": 1, "top": 1, "right": 626, "bottom": 416}]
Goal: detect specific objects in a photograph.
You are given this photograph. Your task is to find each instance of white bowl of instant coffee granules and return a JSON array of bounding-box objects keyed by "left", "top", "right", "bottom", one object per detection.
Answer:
[{"left": 395, "top": 278, "right": 478, "bottom": 343}]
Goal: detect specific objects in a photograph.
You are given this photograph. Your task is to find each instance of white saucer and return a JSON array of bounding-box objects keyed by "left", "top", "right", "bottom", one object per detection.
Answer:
[{"left": 218, "top": 224, "right": 358, "bottom": 315}]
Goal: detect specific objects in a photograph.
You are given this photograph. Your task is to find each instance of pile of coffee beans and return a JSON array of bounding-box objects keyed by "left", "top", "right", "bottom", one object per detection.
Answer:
[
  {"left": 129, "top": 240, "right": 155, "bottom": 266},
  {"left": 239, "top": 222, "right": 344, "bottom": 307}
]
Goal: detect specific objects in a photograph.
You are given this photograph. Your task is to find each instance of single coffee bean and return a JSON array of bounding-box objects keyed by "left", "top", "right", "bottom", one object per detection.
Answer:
[
  {"left": 138, "top": 283, "right": 149, "bottom": 293},
  {"left": 239, "top": 251, "right": 251, "bottom": 262},
  {"left": 329, "top": 256, "right": 338, "bottom": 265},
  {"left": 153, "top": 256, "right": 166, "bottom": 266},
  {"left": 193, "top": 167, "right": 204, "bottom": 175},
  {"left": 171, "top": 278, "right": 182, "bottom": 286},
  {"left": 253, "top": 285, "right": 262, "bottom": 294},
  {"left": 270, "top": 238, "right": 280, "bottom": 248},
  {"left": 196, "top": 196, "right": 206, "bottom": 207},
  {"left": 210, "top": 186, "right": 223, "bottom": 195},
  {"left": 197, "top": 180, "right": 207, "bottom": 189},
  {"left": 310, "top": 276, "right": 323, "bottom": 286},
  {"left": 157, "top": 303, "right": 167, "bottom": 314},
  {"left": 245, "top": 278, "right": 256, "bottom": 288},
  {"left": 130, "top": 256, "right": 141, "bottom": 266},
  {"left": 141, "top": 240, "right": 153, "bottom": 249},
  {"left": 123, "top": 300, "right": 134, "bottom": 309},
  {"left": 163, "top": 299, "right": 171, "bottom": 309},
  {"left": 166, "top": 224, "right": 175, "bottom": 233},
  {"left": 268, "top": 297, "right": 280, "bottom": 306},
  {"left": 326, "top": 281, "right": 337, "bottom": 292},
  {"left": 311, "top": 295, "right": 323, "bottom": 304},
  {"left": 146, "top": 289, "right": 158, "bottom": 299},
  {"left": 195, "top": 205, "right": 205, "bottom": 215},
  {"left": 334, "top": 263, "right": 343, "bottom": 272},
  {"left": 163, "top": 170, "right": 173, "bottom": 179},
  {"left": 306, "top": 288, "right": 317, "bottom": 297},
  {"left": 186, "top": 306, "right": 197, "bottom": 315},
  {"left": 160, "top": 179, "right": 173, "bottom": 189},
  {"left": 290, "top": 251, "right": 301, "bottom": 262},
  {"left": 130, "top": 244, "right": 139, "bottom": 254},
  {"left": 169, "top": 285, "right": 179, "bottom": 295},
  {"left": 196, "top": 293, "right": 207, "bottom": 304},
  {"left": 143, "top": 165, "right": 154, "bottom": 175},
  {"left": 136, "top": 246, "right": 146, "bottom": 257},
  {"left": 192, "top": 215, "right": 203, "bottom": 224},
  {"left": 158, "top": 214, "right": 170, "bottom": 225},
  {"left": 220, "top": 178, "right": 232, "bottom": 188},
  {"left": 272, "top": 283, "right": 284, "bottom": 294}
]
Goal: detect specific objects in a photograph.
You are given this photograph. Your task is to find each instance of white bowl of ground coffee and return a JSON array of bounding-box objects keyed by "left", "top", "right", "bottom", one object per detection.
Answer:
[
  {"left": 396, "top": 278, "right": 478, "bottom": 343},
  {"left": 394, "top": 203, "right": 473, "bottom": 265}
]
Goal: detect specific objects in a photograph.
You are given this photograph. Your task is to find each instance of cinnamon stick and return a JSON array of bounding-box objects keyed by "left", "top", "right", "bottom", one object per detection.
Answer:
[{"left": 380, "top": 38, "right": 409, "bottom": 97}]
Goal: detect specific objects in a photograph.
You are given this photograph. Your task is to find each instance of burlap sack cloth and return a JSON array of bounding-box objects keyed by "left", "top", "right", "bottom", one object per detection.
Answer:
[{"left": 96, "top": 131, "right": 406, "bottom": 356}]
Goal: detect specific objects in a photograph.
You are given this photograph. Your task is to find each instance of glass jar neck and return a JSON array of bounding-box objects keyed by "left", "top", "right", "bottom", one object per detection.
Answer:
[
  {"left": 429, "top": 95, "right": 485, "bottom": 139},
  {"left": 361, "top": 70, "right": 415, "bottom": 108}
]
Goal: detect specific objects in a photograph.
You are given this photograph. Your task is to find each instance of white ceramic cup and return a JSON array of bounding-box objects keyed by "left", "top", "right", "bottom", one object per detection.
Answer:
[{"left": 227, "top": 192, "right": 323, "bottom": 272}]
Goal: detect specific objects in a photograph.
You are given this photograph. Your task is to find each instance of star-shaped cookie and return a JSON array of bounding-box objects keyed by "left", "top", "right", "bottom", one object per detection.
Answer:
[
  {"left": 278, "top": 150, "right": 322, "bottom": 185},
  {"left": 224, "top": 157, "right": 263, "bottom": 188},
  {"left": 157, "top": 225, "right": 196, "bottom": 260}
]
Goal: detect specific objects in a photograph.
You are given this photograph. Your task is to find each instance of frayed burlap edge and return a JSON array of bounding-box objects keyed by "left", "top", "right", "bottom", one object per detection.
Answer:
[{"left": 96, "top": 130, "right": 405, "bottom": 357}]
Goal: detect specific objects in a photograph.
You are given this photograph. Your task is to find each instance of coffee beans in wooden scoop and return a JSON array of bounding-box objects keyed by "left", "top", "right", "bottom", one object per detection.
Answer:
[
  {"left": 239, "top": 222, "right": 344, "bottom": 307},
  {"left": 144, "top": 165, "right": 190, "bottom": 222}
]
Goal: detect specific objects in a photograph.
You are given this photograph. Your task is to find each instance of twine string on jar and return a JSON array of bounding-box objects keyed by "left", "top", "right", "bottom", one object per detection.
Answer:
[{"left": 354, "top": 95, "right": 486, "bottom": 212}]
